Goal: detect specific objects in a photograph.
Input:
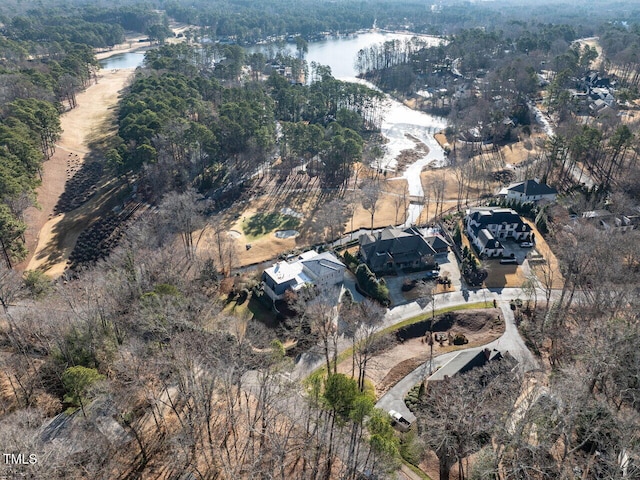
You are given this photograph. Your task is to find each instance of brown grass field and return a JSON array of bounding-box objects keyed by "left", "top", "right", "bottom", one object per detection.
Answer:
[{"left": 21, "top": 68, "right": 134, "bottom": 276}]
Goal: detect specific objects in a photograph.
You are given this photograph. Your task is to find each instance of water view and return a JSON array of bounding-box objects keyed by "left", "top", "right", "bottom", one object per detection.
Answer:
[
  {"left": 99, "top": 32, "right": 448, "bottom": 226},
  {"left": 99, "top": 51, "right": 146, "bottom": 69}
]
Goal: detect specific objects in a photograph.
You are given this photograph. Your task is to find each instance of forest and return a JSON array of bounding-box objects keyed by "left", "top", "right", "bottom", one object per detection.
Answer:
[{"left": 0, "top": 0, "right": 639, "bottom": 479}]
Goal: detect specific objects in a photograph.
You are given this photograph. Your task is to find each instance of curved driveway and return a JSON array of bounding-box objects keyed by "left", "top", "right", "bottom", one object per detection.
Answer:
[{"left": 292, "top": 287, "right": 553, "bottom": 422}]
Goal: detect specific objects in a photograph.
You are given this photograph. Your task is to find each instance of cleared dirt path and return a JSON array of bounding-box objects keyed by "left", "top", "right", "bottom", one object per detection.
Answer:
[{"left": 21, "top": 68, "right": 134, "bottom": 276}]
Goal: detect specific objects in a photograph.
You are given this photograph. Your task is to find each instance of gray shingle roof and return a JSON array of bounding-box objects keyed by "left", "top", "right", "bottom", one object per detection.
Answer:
[
  {"left": 427, "top": 350, "right": 488, "bottom": 382},
  {"left": 507, "top": 179, "right": 557, "bottom": 196},
  {"left": 469, "top": 208, "right": 522, "bottom": 226},
  {"left": 426, "top": 234, "right": 451, "bottom": 252},
  {"left": 359, "top": 227, "right": 436, "bottom": 270},
  {"left": 477, "top": 228, "right": 502, "bottom": 249},
  {"left": 301, "top": 252, "right": 346, "bottom": 277}
]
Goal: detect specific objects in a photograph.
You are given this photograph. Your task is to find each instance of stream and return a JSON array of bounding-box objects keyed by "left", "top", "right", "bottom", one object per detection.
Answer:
[{"left": 100, "top": 31, "right": 450, "bottom": 224}]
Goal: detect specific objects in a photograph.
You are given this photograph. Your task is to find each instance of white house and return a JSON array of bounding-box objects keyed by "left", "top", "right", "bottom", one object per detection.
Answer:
[
  {"left": 472, "top": 228, "right": 504, "bottom": 258},
  {"left": 465, "top": 208, "right": 533, "bottom": 257},
  {"left": 499, "top": 179, "right": 557, "bottom": 204},
  {"left": 261, "top": 251, "right": 346, "bottom": 302}
]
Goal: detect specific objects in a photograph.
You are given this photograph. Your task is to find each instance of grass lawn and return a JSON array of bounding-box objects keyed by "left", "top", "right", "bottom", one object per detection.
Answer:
[
  {"left": 378, "top": 301, "right": 494, "bottom": 336},
  {"left": 241, "top": 212, "right": 300, "bottom": 242},
  {"left": 221, "top": 293, "right": 278, "bottom": 326},
  {"left": 403, "top": 461, "right": 433, "bottom": 480}
]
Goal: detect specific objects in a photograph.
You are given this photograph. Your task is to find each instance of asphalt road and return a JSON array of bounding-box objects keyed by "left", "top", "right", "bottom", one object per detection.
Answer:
[
  {"left": 375, "top": 297, "right": 540, "bottom": 423},
  {"left": 293, "top": 286, "right": 552, "bottom": 384}
]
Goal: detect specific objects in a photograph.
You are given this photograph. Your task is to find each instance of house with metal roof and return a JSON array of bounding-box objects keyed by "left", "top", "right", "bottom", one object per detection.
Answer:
[{"left": 261, "top": 250, "right": 346, "bottom": 302}]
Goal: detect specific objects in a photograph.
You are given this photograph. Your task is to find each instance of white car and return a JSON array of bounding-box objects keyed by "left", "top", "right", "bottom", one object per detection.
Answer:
[
  {"left": 520, "top": 242, "right": 534, "bottom": 248},
  {"left": 388, "top": 409, "right": 412, "bottom": 431}
]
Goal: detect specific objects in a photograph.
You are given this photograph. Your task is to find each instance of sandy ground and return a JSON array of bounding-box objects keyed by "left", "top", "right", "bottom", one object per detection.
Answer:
[
  {"left": 21, "top": 68, "right": 134, "bottom": 276},
  {"left": 575, "top": 37, "right": 603, "bottom": 71},
  {"left": 337, "top": 309, "right": 503, "bottom": 398},
  {"left": 197, "top": 170, "right": 410, "bottom": 267},
  {"left": 523, "top": 219, "right": 564, "bottom": 289}
]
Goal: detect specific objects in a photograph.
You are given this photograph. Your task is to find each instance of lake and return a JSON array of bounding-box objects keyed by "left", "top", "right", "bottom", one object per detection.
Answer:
[
  {"left": 99, "top": 31, "right": 448, "bottom": 225},
  {"left": 253, "top": 32, "right": 449, "bottom": 215},
  {"left": 252, "top": 31, "right": 441, "bottom": 81},
  {"left": 99, "top": 51, "right": 146, "bottom": 69},
  {"left": 101, "top": 31, "right": 440, "bottom": 78}
]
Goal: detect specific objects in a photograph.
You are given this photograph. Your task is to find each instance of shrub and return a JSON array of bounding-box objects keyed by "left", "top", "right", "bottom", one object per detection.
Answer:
[
  {"left": 452, "top": 333, "right": 468, "bottom": 345},
  {"left": 355, "top": 263, "right": 390, "bottom": 305},
  {"left": 153, "top": 283, "right": 180, "bottom": 296},
  {"left": 62, "top": 366, "right": 104, "bottom": 413},
  {"left": 23, "top": 270, "right": 51, "bottom": 298},
  {"left": 342, "top": 288, "right": 354, "bottom": 305},
  {"left": 237, "top": 288, "right": 249, "bottom": 304},
  {"left": 404, "top": 383, "right": 422, "bottom": 412},
  {"left": 343, "top": 250, "right": 358, "bottom": 270},
  {"left": 399, "top": 428, "right": 423, "bottom": 466}
]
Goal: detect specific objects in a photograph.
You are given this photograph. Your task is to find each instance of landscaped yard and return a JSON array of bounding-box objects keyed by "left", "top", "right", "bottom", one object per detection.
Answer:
[
  {"left": 221, "top": 292, "right": 278, "bottom": 326},
  {"left": 241, "top": 212, "right": 300, "bottom": 242}
]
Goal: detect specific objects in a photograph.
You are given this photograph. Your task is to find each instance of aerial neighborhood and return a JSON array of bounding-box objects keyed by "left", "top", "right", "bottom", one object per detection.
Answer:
[{"left": 1, "top": 1, "right": 639, "bottom": 479}]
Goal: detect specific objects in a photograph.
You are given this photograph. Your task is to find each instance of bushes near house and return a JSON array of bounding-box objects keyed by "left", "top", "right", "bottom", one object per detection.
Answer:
[
  {"left": 461, "top": 246, "right": 488, "bottom": 287},
  {"left": 342, "top": 250, "right": 359, "bottom": 271},
  {"left": 355, "top": 263, "right": 390, "bottom": 305},
  {"left": 404, "top": 382, "right": 422, "bottom": 412}
]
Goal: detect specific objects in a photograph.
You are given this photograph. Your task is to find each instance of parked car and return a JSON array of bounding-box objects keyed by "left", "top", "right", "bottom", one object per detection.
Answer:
[
  {"left": 500, "top": 258, "right": 518, "bottom": 264},
  {"left": 423, "top": 270, "right": 440, "bottom": 280},
  {"left": 389, "top": 409, "right": 412, "bottom": 431},
  {"left": 520, "top": 242, "right": 534, "bottom": 248}
]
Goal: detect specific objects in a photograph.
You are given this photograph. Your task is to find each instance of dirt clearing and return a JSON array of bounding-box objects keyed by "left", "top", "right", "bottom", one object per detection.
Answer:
[{"left": 337, "top": 308, "right": 503, "bottom": 398}]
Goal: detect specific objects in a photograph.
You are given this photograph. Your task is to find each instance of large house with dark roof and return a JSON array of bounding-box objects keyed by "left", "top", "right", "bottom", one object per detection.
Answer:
[
  {"left": 261, "top": 250, "right": 346, "bottom": 302},
  {"left": 358, "top": 227, "right": 445, "bottom": 274},
  {"left": 465, "top": 208, "right": 533, "bottom": 257},
  {"left": 426, "top": 234, "right": 452, "bottom": 256},
  {"left": 498, "top": 179, "right": 557, "bottom": 204}
]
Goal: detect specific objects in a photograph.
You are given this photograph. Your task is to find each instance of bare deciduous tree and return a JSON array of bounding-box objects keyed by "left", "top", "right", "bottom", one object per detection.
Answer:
[
  {"left": 158, "top": 189, "right": 208, "bottom": 261},
  {"left": 361, "top": 179, "right": 383, "bottom": 231}
]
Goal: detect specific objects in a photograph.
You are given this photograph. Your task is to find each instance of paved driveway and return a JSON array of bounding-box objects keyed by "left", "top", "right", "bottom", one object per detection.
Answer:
[
  {"left": 375, "top": 296, "right": 540, "bottom": 422},
  {"left": 384, "top": 251, "right": 463, "bottom": 306}
]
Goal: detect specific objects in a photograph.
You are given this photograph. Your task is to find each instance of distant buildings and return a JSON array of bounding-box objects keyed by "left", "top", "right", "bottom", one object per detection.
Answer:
[
  {"left": 465, "top": 208, "right": 533, "bottom": 258},
  {"left": 261, "top": 250, "right": 346, "bottom": 302},
  {"left": 570, "top": 71, "right": 617, "bottom": 117}
]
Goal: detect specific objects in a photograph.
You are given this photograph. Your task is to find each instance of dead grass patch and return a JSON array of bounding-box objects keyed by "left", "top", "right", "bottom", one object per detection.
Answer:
[{"left": 21, "top": 69, "right": 133, "bottom": 277}]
